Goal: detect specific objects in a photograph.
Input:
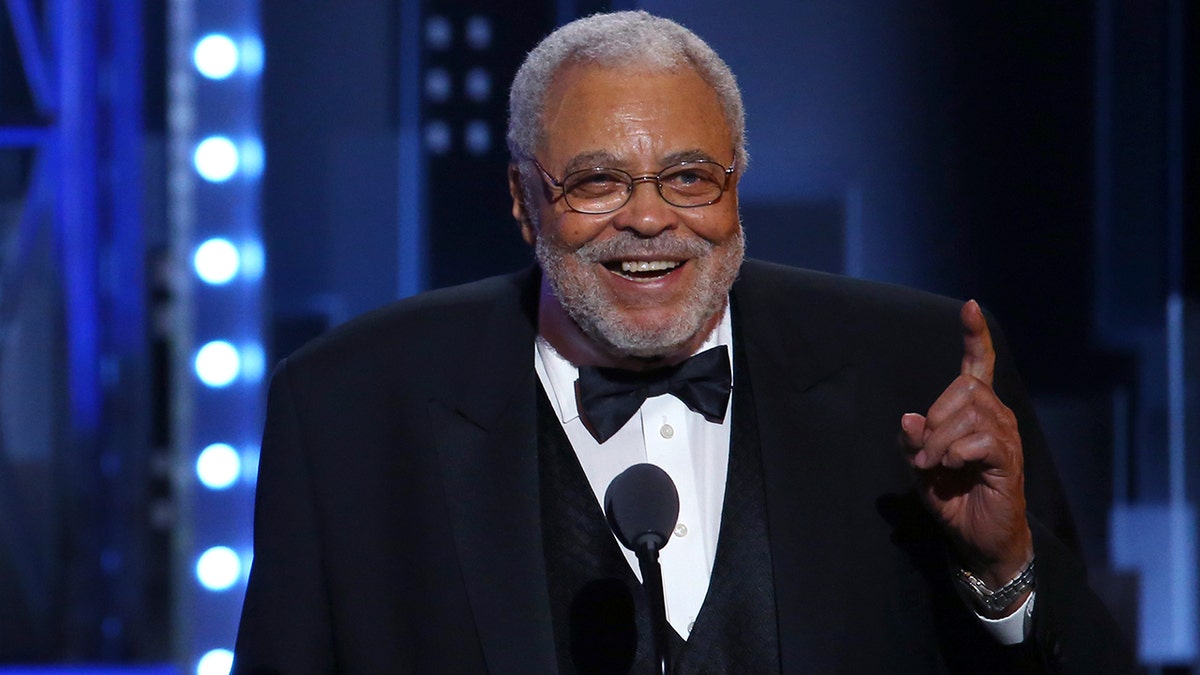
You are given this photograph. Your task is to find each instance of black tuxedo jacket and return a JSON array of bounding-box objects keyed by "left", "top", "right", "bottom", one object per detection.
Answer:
[{"left": 234, "top": 260, "right": 1130, "bottom": 674}]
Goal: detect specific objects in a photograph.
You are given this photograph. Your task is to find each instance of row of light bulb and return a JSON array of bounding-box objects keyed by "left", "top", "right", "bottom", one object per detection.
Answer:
[{"left": 189, "top": 30, "right": 260, "bottom": 675}]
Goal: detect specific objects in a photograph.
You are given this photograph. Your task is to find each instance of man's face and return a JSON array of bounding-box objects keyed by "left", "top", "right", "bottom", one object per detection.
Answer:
[{"left": 513, "top": 64, "right": 744, "bottom": 361}]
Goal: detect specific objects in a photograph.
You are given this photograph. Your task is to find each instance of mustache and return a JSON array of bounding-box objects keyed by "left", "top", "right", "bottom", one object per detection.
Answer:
[{"left": 573, "top": 231, "right": 714, "bottom": 262}]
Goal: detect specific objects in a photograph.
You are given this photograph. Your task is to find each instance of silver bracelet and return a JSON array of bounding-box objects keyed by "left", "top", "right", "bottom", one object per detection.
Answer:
[{"left": 955, "top": 558, "right": 1036, "bottom": 614}]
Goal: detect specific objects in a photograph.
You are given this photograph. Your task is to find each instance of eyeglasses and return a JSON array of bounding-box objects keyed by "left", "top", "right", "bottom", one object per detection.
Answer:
[{"left": 530, "top": 156, "right": 737, "bottom": 215}]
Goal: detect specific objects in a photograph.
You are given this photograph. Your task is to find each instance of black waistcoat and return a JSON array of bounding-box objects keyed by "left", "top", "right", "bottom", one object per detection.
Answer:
[{"left": 538, "top": 342, "right": 781, "bottom": 674}]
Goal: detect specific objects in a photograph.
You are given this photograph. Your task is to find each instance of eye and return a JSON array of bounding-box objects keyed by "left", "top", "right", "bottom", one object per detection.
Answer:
[
  {"left": 661, "top": 164, "right": 721, "bottom": 194},
  {"left": 564, "top": 169, "right": 629, "bottom": 198}
]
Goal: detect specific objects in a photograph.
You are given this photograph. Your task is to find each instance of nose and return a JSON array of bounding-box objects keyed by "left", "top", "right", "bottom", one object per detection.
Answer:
[{"left": 612, "top": 177, "right": 676, "bottom": 237}]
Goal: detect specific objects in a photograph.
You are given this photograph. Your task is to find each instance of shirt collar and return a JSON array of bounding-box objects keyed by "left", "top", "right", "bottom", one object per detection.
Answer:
[{"left": 534, "top": 301, "right": 734, "bottom": 425}]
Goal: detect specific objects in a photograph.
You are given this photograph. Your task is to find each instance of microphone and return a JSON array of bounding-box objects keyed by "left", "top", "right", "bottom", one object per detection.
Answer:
[{"left": 604, "top": 463, "right": 680, "bottom": 675}]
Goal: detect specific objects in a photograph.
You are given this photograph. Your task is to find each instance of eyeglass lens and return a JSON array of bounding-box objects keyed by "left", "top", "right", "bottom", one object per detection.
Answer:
[{"left": 561, "top": 161, "right": 727, "bottom": 213}]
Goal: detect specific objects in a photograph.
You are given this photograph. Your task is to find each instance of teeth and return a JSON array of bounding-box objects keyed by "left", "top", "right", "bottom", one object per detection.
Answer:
[{"left": 619, "top": 260, "right": 680, "bottom": 273}]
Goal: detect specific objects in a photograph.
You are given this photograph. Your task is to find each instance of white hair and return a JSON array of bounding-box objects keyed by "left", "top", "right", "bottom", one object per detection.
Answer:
[{"left": 507, "top": 11, "right": 748, "bottom": 171}]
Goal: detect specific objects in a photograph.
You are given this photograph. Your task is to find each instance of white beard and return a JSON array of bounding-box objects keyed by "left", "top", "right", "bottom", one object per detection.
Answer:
[{"left": 535, "top": 226, "right": 744, "bottom": 359}]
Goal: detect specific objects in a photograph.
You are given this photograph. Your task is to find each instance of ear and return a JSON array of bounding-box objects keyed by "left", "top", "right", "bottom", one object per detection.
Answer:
[{"left": 508, "top": 164, "right": 537, "bottom": 246}]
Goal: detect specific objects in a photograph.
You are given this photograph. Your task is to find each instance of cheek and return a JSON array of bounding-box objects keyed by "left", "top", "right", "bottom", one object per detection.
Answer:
[
  {"left": 687, "top": 207, "right": 739, "bottom": 243},
  {"left": 544, "top": 213, "right": 610, "bottom": 247}
]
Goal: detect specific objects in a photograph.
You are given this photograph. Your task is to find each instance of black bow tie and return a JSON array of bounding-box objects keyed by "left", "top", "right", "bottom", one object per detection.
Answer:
[{"left": 575, "top": 346, "right": 732, "bottom": 443}]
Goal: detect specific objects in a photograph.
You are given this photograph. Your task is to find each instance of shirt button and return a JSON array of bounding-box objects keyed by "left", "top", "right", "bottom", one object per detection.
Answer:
[
  {"left": 687, "top": 621, "right": 695, "bottom": 633},
  {"left": 660, "top": 423, "right": 675, "bottom": 439},
  {"left": 674, "top": 523, "right": 688, "bottom": 537}
]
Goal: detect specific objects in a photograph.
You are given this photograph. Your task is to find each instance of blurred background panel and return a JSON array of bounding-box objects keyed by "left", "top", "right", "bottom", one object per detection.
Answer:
[{"left": 0, "top": 0, "right": 1195, "bottom": 672}]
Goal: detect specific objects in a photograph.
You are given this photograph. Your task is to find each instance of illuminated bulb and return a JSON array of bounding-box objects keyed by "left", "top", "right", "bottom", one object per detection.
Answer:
[
  {"left": 194, "top": 238, "right": 240, "bottom": 285},
  {"left": 196, "top": 444, "right": 241, "bottom": 490},
  {"left": 465, "top": 120, "right": 490, "bottom": 155},
  {"left": 195, "top": 341, "right": 240, "bottom": 387},
  {"left": 425, "top": 121, "right": 451, "bottom": 155},
  {"left": 193, "top": 34, "right": 238, "bottom": 79},
  {"left": 240, "top": 343, "right": 266, "bottom": 383},
  {"left": 425, "top": 15, "right": 452, "bottom": 50},
  {"left": 465, "top": 68, "right": 490, "bottom": 102},
  {"left": 465, "top": 16, "right": 492, "bottom": 50},
  {"left": 196, "top": 546, "right": 241, "bottom": 591},
  {"left": 194, "top": 137, "right": 239, "bottom": 182},
  {"left": 239, "top": 138, "right": 265, "bottom": 178},
  {"left": 425, "top": 68, "right": 452, "bottom": 103},
  {"left": 196, "top": 648, "right": 234, "bottom": 675}
]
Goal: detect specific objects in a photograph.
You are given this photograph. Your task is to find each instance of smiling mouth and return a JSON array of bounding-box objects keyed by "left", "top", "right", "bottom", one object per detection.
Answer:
[{"left": 601, "top": 259, "right": 683, "bottom": 280}]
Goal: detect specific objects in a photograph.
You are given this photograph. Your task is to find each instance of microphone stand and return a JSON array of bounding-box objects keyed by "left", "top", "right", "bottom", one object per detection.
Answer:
[
  {"left": 636, "top": 538, "right": 671, "bottom": 675},
  {"left": 604, "top": 463, "right": 679, "bottom": 675}
]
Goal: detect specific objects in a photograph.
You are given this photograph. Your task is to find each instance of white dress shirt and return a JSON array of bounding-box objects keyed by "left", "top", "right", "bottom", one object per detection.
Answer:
[
  {"left": 533, "top": 302, "right": 1032, "bottom": 643},
  {"left": 535, "top": 308, "right": 733, "bottom": 638}
]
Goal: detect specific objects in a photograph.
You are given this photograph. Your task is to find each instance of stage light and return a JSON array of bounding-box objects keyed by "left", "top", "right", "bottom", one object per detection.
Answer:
[
  {"left": 194, "top": 238, "right": 240, "bottom": 285},
  {"left": 465, "top": 120, "right": 490, "bottom": 155},
  {"left": 194, "top": 136, "right": 239, "bottom": 182},
  {"left": 425, "top": 68, "right": 452, "bottom": 103},
  {"left": 173, "top": 2, "right": 264, "bottom": 667},
  {"left": 465, "top": 16, "right": 492, "bottom": 50},
  {"left": 425, "top": 120, "right": 451, "bottom": 155},
  {"left": 193, "top": 34, "right": 239, "bottom": 80},
  {"left": 238, "top": 37, "right": 265, "bottom": 76},
  {"left": 194, "top": 340, "right": 240, "bottom": 387},
  {"left": 196, "top": 443, "right": 241, "bottom": 490},
  {"left": 196, "top": 648, "right": 234, "bottom": 675},
  {"left": 240, "top": 342, "right": 266, "bottom": 383},
  {"left": 425, "top": 15, "right": 452, "bottom": 50},
  {"left": 196, "top": 546, "right": 241, "bottom": 591},
  {"left": 239, "top": 240, "right": 265, "bottom": 280},
  {"left": 239, "top": 137, "right": 265, "bottom": 178},
  {"left": 465, "top": 68, "right": 490, "bottom": 102}
]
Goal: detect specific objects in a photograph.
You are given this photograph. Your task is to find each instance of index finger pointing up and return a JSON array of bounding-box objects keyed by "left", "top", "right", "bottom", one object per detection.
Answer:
[{"left": 961, "top": 299, "right": 995, "bottom": 385}]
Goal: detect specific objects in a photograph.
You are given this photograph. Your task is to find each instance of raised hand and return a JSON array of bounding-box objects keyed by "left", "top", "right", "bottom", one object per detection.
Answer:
[{"left": 899, "top": 300, "right": 1033, "bottom": 604}]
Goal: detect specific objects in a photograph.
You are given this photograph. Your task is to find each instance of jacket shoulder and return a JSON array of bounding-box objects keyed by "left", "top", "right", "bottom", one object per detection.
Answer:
[
  {"left": 281, "top": 267, "right": 537, "bottom": 381},
  {"left": 735, "top": 258, "right": 965, "bottom": 326}
]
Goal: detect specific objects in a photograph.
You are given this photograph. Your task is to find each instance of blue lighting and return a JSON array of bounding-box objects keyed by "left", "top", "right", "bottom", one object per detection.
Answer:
[
  {"left": 425, "top": 15, "right": 452, "bottom": 50},
  {"left": 195, "top": 546, "right": 241, "bottom": 591},
  {"left": 193, "top": 34, "right": 239, "bottom": 79},
  {"left": 465, "top": 16, "right": 493, "bottom": 50},
  {"left": 425, "top": 68, "right": 452, "bottom": 103},
  {"left": 240, "top": 342, "right": 266, "bottom": 383},
  {"left": 175, "top": 2, "right": 263, "bottom": 670},
  {"left": 465, "top": 68, "right": 491, "bottom": 102},
  {"left": 238, "top": 138, "right": 265, "bottom": 178},
  {"left": 425, "top": 120, "right": 451, "bottom": 155},
  {"left": 195, "top": 648, "right": 234, "bottom": 675},
  {"left": 194, "top": 341, "right": 240, "bottom": 387},
  {"left": 193, "top": 136, "right": 239, "bottom": 182},
  {"left": 238, "top": 37, "right": 265, "bottom": 76},
  {"left": 239, "top": 240, "right": 265, "bottom": 280},
  {"left": 194, "top": 238, "right": 240, "bottom": 284},
  {"left": 196, "top": 443, "right": 241, "bottom": 490},
  {"left": 465, "top": 120, "right": 490, "bottom": 155}
]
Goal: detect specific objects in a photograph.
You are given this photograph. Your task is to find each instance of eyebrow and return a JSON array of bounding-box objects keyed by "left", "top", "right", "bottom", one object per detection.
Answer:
[
  {"left": 562, "top": 148, "right": 722, "bottom": 173},
  {"left": 661, "top": 149, "right": 719, "bottom": 165}
]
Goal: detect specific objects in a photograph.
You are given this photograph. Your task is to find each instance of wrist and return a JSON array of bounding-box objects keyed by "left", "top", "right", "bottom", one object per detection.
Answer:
[
  {"left": 955, "top": 556, "right": 1036, "bottom": 617},
  {"left": 958, "top": 527, "right": 1034, "bottom": 589}
]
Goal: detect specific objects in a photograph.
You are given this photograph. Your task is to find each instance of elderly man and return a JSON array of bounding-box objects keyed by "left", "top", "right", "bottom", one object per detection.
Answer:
[{"left": 234, "top": 11, "right": 1129, "bottom": 674}]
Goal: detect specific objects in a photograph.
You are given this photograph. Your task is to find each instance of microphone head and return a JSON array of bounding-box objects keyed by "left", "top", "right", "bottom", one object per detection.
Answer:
[{"left": 604, "top": 463, "right": 680, "bottom": 553}]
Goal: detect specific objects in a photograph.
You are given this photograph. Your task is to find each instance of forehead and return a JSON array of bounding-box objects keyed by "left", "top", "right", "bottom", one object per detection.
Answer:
[{"left": 539, "top": 63, "right": 733, "bottom": 168}]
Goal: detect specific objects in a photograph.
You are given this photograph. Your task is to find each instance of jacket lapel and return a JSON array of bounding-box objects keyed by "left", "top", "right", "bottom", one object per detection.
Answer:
[
  {"left": 428, "top": 268, "right": 558, "bottom": 675},
  {"left": 731, "top": 263, "right": 862, "bottom": 671}
]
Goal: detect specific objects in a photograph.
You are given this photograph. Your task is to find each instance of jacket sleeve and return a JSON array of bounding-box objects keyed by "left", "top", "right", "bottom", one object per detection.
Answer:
[
  {"left": 1025, "top": 515, "right": 1135, "bottom": 673},
  {"left": 988, "top": 316, "right": 1135, "bottom": 674},
  {"left": 233, "top": 359, "right": 337, "bottom": 674}
]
